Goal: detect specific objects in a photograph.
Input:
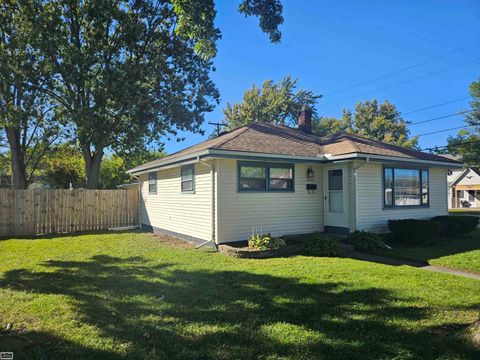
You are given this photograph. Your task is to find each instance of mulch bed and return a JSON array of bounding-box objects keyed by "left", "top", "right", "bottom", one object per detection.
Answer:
[{"left": 218, "top": 242, "right": 304, "bottom": 258}]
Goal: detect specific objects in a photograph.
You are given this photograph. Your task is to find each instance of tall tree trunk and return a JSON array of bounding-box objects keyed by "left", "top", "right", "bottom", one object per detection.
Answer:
[
  {"left": 83, "top": 147, "right": 104, "bottom": 189},
  {"left": 5, "top": 127, "right": 27, "bottom": 189}
]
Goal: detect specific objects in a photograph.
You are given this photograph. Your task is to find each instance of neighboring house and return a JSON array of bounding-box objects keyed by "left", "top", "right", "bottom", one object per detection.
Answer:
[
  {"left": 449, "top": 167, "right": 480, "bottom": 208},
  {"left": 128, "top": 108, "right": 461, "bottom": 245}
]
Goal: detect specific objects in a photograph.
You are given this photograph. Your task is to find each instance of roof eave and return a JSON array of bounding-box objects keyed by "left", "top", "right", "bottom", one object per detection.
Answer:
[
  {"left": 326, "top": 153, "right": 464, "bottom": 167},
  {"left": 128, "top": 149, "right": 462, "bottom": 175}
]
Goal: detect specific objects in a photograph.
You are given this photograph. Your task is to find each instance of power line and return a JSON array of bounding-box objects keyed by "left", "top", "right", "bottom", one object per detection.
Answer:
[
  {"left": 410, "top": 109, "right": 474, "bottom": 126},
  {"left": 323, "top": 58, "right": 480, "bottom": 106},
  {"left": 421, "top": 138, "right": 480, "bottom": 152},
  {"left": 403, "top": 96, "right": 471, "bottom": 115},
  {"left": 414, "top": 124, "right": 475, "bottom": 138},
  {"left": 323, "top": 42, "right": 480, "bottom": 98}
]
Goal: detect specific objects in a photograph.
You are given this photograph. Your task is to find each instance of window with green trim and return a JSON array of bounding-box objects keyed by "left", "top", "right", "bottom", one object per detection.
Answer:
[
  {"left": 238, "top": 162, "right": 294, "bottom": 192},
  {"left": 383, "top": 167, "right": 429, "bottom": 207},
  {"left": 181, "top": 165, "right": 195, "bottom": 192}
]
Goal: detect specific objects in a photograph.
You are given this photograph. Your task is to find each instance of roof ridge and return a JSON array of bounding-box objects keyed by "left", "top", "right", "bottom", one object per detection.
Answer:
[{"left": 336, "top": 131, "right": 425, "bottom": 155}]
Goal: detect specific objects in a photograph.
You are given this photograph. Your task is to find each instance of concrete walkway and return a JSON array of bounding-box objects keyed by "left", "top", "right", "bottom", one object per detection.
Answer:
[
  {"left": 344, "top": 249, "right": 480, "bottom": 280},
  {"left": 422, "top": 265, "right": 480, "bottom": 280}
]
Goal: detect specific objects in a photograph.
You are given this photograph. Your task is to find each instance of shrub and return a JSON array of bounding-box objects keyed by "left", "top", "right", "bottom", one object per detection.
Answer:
[
  {"left": 305, "top": 233, "right": 341, "bottom": 256},
  {"left": 431, "top": 216, "right": 479, "bottom": 237},
  {"left": 388, "top": 219, "right": 442, "bottom": 245},
  {"left": 346, "top": 230, "right": 385, "bottom": 253},
  {"left": 248, "top": 232, "right": 286, "bottom": 250}
]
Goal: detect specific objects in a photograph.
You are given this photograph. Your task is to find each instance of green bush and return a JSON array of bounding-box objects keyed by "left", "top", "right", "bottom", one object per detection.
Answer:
[
  {"left": 305, "top": 233, "right": 341, "bottom": 256},
  {"left": 346, "top": 230, "right": 385, "bottom": 253},
  {"left": 431, "top": 216, "right": 479, "bottom": 237},
  {"left": 388, "top": 219, "right": 442, "bottom": 245},
  {"left": 248, "top": 232, "right": 286, "bottom": 250}
]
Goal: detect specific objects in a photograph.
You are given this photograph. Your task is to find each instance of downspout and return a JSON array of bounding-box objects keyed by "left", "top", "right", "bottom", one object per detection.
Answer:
[
  {"left": 196, "top": 157, "right": 217, "bottom": 250},
  {"left": 353, "top": 158, "right": 370, "bottom": 232}
]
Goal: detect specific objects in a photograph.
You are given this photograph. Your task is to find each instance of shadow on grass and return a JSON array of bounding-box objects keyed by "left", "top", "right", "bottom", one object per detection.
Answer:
[{"left": 1, "top": 255, "right": 478, "bottom": 359}]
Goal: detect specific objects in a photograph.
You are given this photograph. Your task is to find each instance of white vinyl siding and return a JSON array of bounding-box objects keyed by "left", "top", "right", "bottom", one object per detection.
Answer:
[
  {"left": 455, "top": 169, "right": 480, "bottom": 186},
  {"left": 139, "top": 162, "right": 212, "bottom": 241},
  {"left": 216, "top": 159, "right": 324, "bottom": 243},
  {"left": 355, "top": 163, "right": 448, "bottom": 232}
]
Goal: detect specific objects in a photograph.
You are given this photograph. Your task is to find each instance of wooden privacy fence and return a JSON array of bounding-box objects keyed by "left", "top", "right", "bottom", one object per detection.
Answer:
[{"left": 0, "top": 188, "right": 139, "bottom": 237}]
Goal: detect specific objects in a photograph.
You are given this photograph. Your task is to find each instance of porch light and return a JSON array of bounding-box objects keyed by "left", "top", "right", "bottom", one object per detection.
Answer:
[{"left": 307, "top": 166, "right": 314, "bottom": 179}]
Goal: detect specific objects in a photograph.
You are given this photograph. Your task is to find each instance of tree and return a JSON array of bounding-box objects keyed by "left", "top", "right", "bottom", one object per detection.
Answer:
[
  {"left": 447, "top": 79, "right": 480, "bottom": 166},
  {"left": 343, "top": 100, "right": 417, "bottom": 148},
  {"left": 221, "top": 76, "right": 321, "bottom": 132},
  {"left": 315, "top": 100, "right": 418, "bottom": 148},
  {"left": 0, "top": 1, "right": 63, "bottom": 188},
  {"left": 36, "top": 144, "right": 85, "bottom": 189},
  {"left": 312, "top": 116, "right": 347, "bottom": 137},
  {"left": 99, "top": 150, "right": 165, "bottom": 189},
  {"left": 23, "top": 0, "right": 283, "bottom": 188}
]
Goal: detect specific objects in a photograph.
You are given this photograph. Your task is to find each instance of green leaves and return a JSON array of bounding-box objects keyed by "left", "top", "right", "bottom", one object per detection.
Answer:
[
  {"left": 447, "top": 79, "right": 480, "bottom": 165},
  {"left": 346, "top": 99, "right": 418, "bottom": 148},
  {"left": 238, "top": 0, "right": 283, "bottom": 43},
  {"left": 1, "top": 0, "right": 285, "bottom": 188},
  {"left": 222, "top": 76, "right": 321, "bottom": 131},
  {"left": 315, "top": 99, "right": 418, "bottom": 149}
]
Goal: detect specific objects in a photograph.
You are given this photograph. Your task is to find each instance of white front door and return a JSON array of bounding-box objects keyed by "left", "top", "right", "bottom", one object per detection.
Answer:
[{"left": 324, "top": 165, "right": 349, "bottom": 229}]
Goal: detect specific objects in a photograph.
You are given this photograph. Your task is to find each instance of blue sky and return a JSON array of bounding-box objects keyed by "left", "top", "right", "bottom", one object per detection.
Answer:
[{"left": 164, "top": 0, "right": 480, "bottom": 154}]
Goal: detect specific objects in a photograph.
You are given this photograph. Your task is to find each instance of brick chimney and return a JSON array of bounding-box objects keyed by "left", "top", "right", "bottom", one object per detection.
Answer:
[{"left": 298, "top": 105, "right": 312, "bottom": 133}]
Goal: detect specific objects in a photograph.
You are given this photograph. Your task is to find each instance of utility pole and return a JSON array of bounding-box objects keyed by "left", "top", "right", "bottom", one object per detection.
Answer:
[{"left": 208, "top": 122, "right": 228, "bottom": 137}]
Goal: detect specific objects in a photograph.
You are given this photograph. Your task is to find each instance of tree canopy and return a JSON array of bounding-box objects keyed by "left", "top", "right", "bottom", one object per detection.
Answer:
[
  {"left": 447, "top": 79, "right": 480, "bottom": 166},
  {"left": 332, "top": 100, "right": 418, "bottom": 149},
  {"left": 221, "top": 76, "right": 321, "bottom": 131},
  {"left": 220, "top": 77, "right": 417, "bottom": 149},
  {"left": 0, "top": 0, "right": 284, "bottom": 188}
]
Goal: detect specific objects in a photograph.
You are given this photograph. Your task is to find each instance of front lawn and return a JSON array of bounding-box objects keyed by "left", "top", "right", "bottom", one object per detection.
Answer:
[
  {"left": 449, "top": 209, "right": 480, "bottom": 216},
  {"left": 385, "top": 230, "right": 480, "bottom": 274},
  {"left": 0, "top": 232, "right": 479, "bottom": 359}
]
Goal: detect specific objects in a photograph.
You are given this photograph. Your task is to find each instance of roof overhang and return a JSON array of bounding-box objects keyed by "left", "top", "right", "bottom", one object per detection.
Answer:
[
  {"left": 128, "top": 149, "right": 463, "bottom": 175},
  {"left": 325, "top": 152, "right": 464, "bottom": 168}
]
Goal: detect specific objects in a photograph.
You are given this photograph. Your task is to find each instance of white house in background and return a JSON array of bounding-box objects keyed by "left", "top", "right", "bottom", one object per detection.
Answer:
[
  {"left": 449, "top": 167, "right": 480, "bottom": 209},
  {"left": 128, "top": 108, "right": 461, "bottom": 246}
]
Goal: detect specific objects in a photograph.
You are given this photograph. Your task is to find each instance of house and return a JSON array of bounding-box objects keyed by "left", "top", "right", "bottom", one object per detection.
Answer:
[
  {"left": 448, "top": 167, "right": 480, "bottom": 208},
  {"left": 128, "top": 108, "right": 461, "bottom": 246}
]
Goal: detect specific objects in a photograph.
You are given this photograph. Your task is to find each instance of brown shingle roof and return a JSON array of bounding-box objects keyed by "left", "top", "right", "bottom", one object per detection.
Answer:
[{"left": 129, "top": 122, "right": 461, "bottom": 173}]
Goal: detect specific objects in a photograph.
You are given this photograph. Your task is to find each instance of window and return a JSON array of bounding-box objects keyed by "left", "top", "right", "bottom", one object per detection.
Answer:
[
  {"left": 383, "top": 167, "right": 429, "bottom": 207},
  {"left": 181, "top": 165, "right": 195, "bottom": 192},
  {"left": 238, "top": 162, "right": 294, "bottom": 192},
  {"left": 148, "top": 172, "right": 157, "bottom": 194},
  {"left": 328, "top": 169, "right": 344, "bottom": 212}
]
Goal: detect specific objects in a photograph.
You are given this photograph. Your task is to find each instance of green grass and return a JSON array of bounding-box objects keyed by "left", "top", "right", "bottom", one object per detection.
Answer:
[
  {"left": 449, "top": 209, "right": 480, "bottom": 216},
  {"left": 385, "top": 230, "right": 480, "bottom": 274},
  {"left": 0, "top": 232, "right": 479, "bottom": 359}
]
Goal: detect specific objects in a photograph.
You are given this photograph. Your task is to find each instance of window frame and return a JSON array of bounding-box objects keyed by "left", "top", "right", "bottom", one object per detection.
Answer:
[
  {"left": 148, "top": 172, "right": 157, "bottom": 194},
  {"left": 382, "top": 166, "right": 429, "bottom": 209},
  {"left": 237, "top": 161, "right": 295, "bottom": 192},
  {"left": 181, "top": 164, "right": 195, "bottom": 193}
]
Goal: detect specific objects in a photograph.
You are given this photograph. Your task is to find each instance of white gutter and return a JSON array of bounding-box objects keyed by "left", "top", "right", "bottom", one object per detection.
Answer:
[
  {"left": 127, "top": 150, "right": 210, "bottom": 175},
  {"left": 325, "top": 153, "right": 463, "bottom": 168},
  {"left": 196, "top": 157, "right": 217, "bottom": 249},
  {"left": 353, "top": 158, "right": 370, "bottom": 232},
  {"left": 129, "top": 159, "right": 202, "bottom": 176}
]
